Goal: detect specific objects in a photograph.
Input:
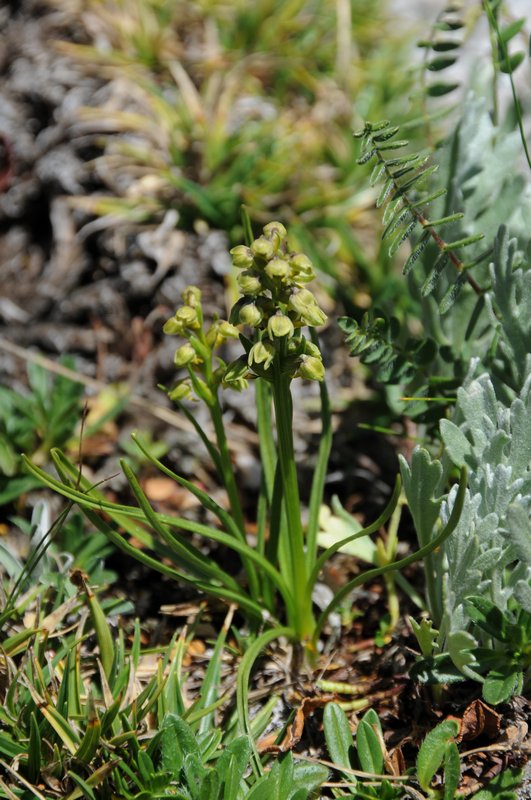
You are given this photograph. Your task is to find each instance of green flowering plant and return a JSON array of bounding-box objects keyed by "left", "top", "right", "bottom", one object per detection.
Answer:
[{"left": 24, "top": 218, "right": 466, "bottom": 696}]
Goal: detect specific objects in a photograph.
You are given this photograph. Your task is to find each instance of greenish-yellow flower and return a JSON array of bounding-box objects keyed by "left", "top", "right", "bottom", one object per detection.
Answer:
[
  {"left": 163, "top": 316, "right": 183, "bottom": 335},
  {"left": 298, "top": 354, "right": 325, "bottom": 381},
  {"left": 263, "top": 221, "right": 287, "bottom": 240},
  {"left": 248, "top": 340, "right": 276, "bottom": 370},
  {"left": 251, "top": 236, "right": 275, "bottom": 260},
  {"left": 237, "top": 270, "right": 262, "bottom": 295},
  {"left": 168, "top": 380, "right": 193, "bottom": 401},
  {"left": 230, "top": 245, "right": 254, "bottom": 269},
  {"left": 239, "top": 302, "right": 263, "bottom": 327},
  {"left": 174, "top": 343, "right": 196, "bottom": 367},
  {"left": 265, "top": 258, "right": 290, "bottom": 280},
  {"left": 175, "top": 305, "right": 199, "bottom": 329},
  {"left": 268, "top": 312, "right": 295, "bottom": 339},
  {"left": 289, "top": 253, "right": 316, "bottom": 283},
  {"left": 181, "top": 286, "right": 202, "bottom": 307}
]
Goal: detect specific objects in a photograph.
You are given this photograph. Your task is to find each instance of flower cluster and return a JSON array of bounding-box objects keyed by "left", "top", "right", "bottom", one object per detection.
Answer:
[
  {"left": 162, "top": 222, "right": 327, "bottom": 403},
  {"left": 163, "top": 286, "right": 240, "bottom": 402},
  {"left": 225, "top": 222, "right": 327, "bottom": 384}
]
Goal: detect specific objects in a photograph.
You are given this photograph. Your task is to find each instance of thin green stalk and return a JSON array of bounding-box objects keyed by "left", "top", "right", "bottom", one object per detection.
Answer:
[
  {"left": 305, "top": 334, "right": 332, "bottom": 572},
  {"left": 271, "top": 369, "right": 314, "bottom": 642},
  {"left": 311, "top": 467, "right": 467, "bottom": 647},
  {"left": 236, "top": 625, "right": 294, "bottom": 777},
  {"left": 377, "top": 490, "right": 406, "bottom": 631}
]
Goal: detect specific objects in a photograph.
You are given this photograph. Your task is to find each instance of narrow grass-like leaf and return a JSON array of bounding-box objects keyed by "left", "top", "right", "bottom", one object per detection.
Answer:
[
  {"left": 306, "top": 330, "right": 332, "bottom": 571},
  {"left": 27, "top": 711, "right": 41, "bottom": 784},
  {"left": 312, "top": 467, "right": 467, "bottom": 644},
  {"left": 308, "top": 475, "right": 401, "bottom": 590},
  {"left": 75, "top": 694, "right": 101, "bottom": 763},
  {"left": 67, "top": 772, "right": 97, "bottom": 800},
  {"left": 236, "top": 626, "right": 294, "bottom": 777},
  {"left": 24, "top": 682, "right": 79, "bottom": 755}
]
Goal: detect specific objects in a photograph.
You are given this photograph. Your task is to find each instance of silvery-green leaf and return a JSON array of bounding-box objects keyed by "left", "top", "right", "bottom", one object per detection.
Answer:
[{"left": 440, "top": 419, "right": 471, "bottom": 467}]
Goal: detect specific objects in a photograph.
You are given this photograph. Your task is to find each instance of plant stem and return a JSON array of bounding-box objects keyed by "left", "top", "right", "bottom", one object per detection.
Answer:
[
  {"left": 271, "top": 367, "right": 314, "bottom": 644},
  {"left": 209, "top": 396, "right": 260, "bottom": 602}
]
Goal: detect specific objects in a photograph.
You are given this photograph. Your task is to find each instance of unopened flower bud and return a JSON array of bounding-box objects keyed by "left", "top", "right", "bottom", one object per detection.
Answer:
[
  {"left": 168, "top": 380, "right": 193, "bottom": 401},
  {"left": 175, "top": 305, "right": 199, "bottom": 329},
  {"left": 268, "top": 312, "right": 295, "bottom": 339},
  {"left": 301, "top": 304, "right": 327, "bottom": 327},
  {"left": 218, "top": 321, "right": 240, "bottom": 339},
  {"left": 237, "top": 270, "right": 262, "bottom": 295},
  {"left": 303, "top": 340, "right": 322, "bottom": 358},
  {"left": 251, "top": 236, "right": 275, "bottom": 260},
  {"left": 263, "top": 221, "right": 287, "bottom": 241},
  {"left": 174, "top": 343, "right": 196, "bottom": 367},
  {"left": 239, "top": 302, "right": 263, "bottom": 327},
  {"left": 248, "top": 340, "right": 275, "bottom": 370},
  {"left": 224, "top": 355, "right": 249, "bottom": 384},
  {"left": 289, "top": 253, "right": 315, "bottom": 283},
  {"left": 288, "top": 288, "right": 315, "bottom": 315},
  {"left": 181, "top": 286, "right": 202, "bottom": 307},
  {"left": 265, "top": 258, "right": 290, "bottom": 280},
  {"left": 230, "top": 245, "right": 254, "bottom": 269},
  {"left": 298, "top": 354, "right": 325, "bottom": 381},
  {"left": 163, "top": 316, "right": 183, "bottom": 335}
]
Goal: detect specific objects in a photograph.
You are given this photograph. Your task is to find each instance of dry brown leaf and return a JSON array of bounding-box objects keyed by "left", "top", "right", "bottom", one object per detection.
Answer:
[
  {"left": 258, "top": 694, "right": 336, "bottom": 754},
  {"left": 449, "top": 699, "right": 502, "bottom": 743}
]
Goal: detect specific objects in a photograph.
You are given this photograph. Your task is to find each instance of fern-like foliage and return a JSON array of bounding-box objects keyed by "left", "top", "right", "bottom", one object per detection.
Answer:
[
  {"left": 338, "top": 313, "right": 437, "bottom": 385},
  {"left": 354, "top": 120, "right": 491, "bottom": 313},
  {"left": 418, "top": 2, "right": 465, "bottom": 99}
]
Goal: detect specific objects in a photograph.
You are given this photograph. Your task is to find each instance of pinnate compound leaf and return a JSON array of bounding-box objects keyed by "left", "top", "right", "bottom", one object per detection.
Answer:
[{"left": 417, "top": 719, "right": 459, "bottom": 792}]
